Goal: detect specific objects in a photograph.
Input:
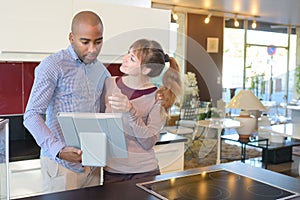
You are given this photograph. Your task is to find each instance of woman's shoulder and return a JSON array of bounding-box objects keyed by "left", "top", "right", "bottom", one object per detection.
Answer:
[
  {"left": 105, "top": 76, "right": 117, "bottom": 83},
  {"left": 104, "top": 76, "right": 119, "bottom": 91}
]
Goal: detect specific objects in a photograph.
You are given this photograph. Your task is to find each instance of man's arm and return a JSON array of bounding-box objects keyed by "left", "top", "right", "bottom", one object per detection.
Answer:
[{"left": 23, "top": 61, "right": 65, "bottom": 160}]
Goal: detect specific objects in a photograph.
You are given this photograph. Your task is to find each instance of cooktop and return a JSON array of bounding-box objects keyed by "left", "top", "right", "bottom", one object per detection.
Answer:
[{"left": 137, "top": 169, "right": 300, "bottom": 200}]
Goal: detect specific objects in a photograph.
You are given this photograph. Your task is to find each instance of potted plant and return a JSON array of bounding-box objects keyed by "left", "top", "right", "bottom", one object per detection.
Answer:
[
  {"left": 295, "top": 66, "right": 300, "bottom": 95},
  {"left": 183, "top": 72, "right": 199, "bottom": 108}
]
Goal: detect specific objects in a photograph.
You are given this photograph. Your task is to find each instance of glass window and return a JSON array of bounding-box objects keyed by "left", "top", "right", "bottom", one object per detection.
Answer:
[
  {"left": 247, "top": 30, "right": 289, "bottom": 47},
  {"left": 223, "top": 24, "right": 297, "bottom": 109}
]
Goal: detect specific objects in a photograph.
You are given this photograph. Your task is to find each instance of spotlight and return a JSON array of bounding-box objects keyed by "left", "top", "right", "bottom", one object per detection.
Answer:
[
  {"left": 234, "top": 15, "right": 239, "bottom": 27},
  {"left": 172, "top": 12, "right": 178, "bottom": 21},
  {"left": 171, "top": 12, "right": 178, "bottom": 23},
  {"left": 252, "top": 17, "right": 257, "bottom": 29},
  {"left": 204, "top": 13, "right": 212, "bottom": 24}
]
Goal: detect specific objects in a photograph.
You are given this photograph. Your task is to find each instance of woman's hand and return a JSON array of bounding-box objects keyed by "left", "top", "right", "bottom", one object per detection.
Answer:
[{"left": 108, "top": 93, "right": 132, "bottom": 112}]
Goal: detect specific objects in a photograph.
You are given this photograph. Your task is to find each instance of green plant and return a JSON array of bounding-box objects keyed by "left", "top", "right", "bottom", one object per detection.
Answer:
[
  {"left": 246, "top": 71, "right": 265, "bottom": 98},
  {"left": 295, "top": 66, "right": 300, "bottom": 95},
  {"left": 182, "top": 72, "right": 199, "bottom": 107}
]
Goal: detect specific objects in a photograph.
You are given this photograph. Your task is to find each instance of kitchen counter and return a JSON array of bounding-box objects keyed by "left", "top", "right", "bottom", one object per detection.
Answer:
[
  {"left": 17, "top": 162, "right": 300, "bottom": 200},
  {"left": 9, "top": 132, "right": 187, "bottom": 199}
]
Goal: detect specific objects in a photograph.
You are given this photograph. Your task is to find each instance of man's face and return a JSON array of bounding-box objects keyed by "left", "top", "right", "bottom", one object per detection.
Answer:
[{"left": 69, "top": 23, "right": 103, "bottom": 64}]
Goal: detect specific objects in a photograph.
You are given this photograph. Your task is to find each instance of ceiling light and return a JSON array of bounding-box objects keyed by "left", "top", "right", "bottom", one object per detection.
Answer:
[
  {"left": 171, "top": 12, "right": 178, "bottom": 23},
  {"left": 234, "top": 15, "right": 239, "bottom": 27},
  {"left": 252, "top": 17, "right": 257, "bottom": 29},
  {"left": 172, "top": 12, "right": 178, "bottom": 21},
  {"left": 204, "top": 13, "right": 212, "bottom": 24}
]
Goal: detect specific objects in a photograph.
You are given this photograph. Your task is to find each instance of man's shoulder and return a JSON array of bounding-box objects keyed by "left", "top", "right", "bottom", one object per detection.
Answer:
[
  {"left": 48, "top": 48, "right": 71, "bottom": 62},
  {"left": 36, "top": 48, "right": 73, "bottom": 74},
  {"left": 94, "top": 60, "right": 111, "bottom": 76}
]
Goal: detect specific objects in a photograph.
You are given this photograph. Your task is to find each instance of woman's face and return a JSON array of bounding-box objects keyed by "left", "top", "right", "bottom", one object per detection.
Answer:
[{"left": 120, "top": 49, "right": 142, "bottom": 75}]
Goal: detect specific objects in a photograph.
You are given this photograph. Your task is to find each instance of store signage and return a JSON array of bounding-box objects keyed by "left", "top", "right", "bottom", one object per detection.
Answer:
[{"left": 267, "top": 45, "right": 276, "bottom": 55}]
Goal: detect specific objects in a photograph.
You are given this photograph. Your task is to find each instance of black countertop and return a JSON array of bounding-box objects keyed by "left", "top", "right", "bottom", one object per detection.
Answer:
[
  {"left": 18, "top": 162, "right": 300, "bottom": 200},
  {"left": 156, "top": 131, "right": 187, "bottom": 145}
]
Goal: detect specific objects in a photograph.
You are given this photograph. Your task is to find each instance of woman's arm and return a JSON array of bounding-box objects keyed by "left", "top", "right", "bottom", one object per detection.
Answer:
[{"left": 126, "top": 101, "right": 165, "bottom": 150}]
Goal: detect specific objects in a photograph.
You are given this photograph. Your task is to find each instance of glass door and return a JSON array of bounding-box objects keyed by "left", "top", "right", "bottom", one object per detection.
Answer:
[{"left": 245, "top": 44, "right": 288, "bottom": 103}]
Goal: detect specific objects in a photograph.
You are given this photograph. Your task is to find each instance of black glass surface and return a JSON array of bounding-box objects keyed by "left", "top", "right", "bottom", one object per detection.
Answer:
[{"left": 137, "top": 169, "right": 298, "bottom": 200}]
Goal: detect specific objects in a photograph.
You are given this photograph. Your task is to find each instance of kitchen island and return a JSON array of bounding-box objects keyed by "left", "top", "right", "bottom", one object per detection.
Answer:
[
  {"left": 17, "top": 162, "right": 300, "bottom": 200},
  {"left": 9, "top": 132, "right": 187, "bottom": 199}
]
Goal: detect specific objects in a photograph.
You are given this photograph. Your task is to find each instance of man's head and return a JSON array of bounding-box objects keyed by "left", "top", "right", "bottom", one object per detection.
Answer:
[{"left": 69, "top": 11, "right": 104, "bottom": 64}]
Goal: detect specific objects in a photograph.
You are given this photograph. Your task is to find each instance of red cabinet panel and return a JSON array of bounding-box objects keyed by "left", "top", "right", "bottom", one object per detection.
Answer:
[
  {"left": 0, "top": 62, "right": 23, "bottom": 114},
  {"left": 0, "top": 62, "right": 39, "bottom": 115},
  {"left": 105, "top": 63, "right": 123, "bottom": 76},
  {"left": 23, "top": 62, "right": 39, "bottom": 112},
  {"left": 0, "top": 62, "right": 120, "bottom": 115}
]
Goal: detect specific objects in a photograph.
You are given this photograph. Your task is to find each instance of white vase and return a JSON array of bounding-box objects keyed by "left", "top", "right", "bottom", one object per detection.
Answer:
[{"left": 235, "top": 116, "right": 256, "bottom": 139}]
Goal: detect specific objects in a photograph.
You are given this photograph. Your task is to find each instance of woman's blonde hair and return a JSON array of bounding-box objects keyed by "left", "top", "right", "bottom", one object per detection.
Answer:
[{"left": 130, "top": 39, "right": 182, "bottom": 112}]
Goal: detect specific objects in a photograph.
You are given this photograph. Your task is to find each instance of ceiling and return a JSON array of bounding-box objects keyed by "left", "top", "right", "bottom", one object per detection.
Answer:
[{"left": 152, "top": 0, "right": 300, "bottom": 27}]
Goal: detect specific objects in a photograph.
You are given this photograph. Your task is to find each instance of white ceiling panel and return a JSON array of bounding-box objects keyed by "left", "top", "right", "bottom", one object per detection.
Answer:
[{"left": 152, "top": 0, "right": 300, "bottom": 27}]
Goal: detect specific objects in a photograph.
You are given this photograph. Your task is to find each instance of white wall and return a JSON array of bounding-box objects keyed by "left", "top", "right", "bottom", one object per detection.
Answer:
[{"left": 89, "top": 0, "right": 151, "bottom": 8}]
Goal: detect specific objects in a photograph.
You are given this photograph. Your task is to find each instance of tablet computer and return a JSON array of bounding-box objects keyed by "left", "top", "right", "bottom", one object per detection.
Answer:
[{"left": 57, "top": 112, "right": 128, "bottom": 161}]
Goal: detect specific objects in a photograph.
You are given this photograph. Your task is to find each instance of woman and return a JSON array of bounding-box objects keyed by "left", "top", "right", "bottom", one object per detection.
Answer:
[{"left": 103, "top": 39, "right": 182, "bottom": 183}]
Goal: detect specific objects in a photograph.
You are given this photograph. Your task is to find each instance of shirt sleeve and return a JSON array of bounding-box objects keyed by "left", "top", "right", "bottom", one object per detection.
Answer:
[
  {"left": 23, "top": 60, "right": 65, "bottom": 159},
  {"left": 126, "top": 101, "right": 165, "bottom": 150}
]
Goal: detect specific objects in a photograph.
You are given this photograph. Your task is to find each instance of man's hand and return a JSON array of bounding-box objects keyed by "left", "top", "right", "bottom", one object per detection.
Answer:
[
  {"left": 108, "top": 93, "right": 132, "bottom": 112},
  {"left": 58, "top": 146, "right": 82, "bottom": 163}
]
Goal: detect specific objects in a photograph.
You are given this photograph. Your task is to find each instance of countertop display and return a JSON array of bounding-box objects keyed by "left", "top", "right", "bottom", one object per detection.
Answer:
[{"left": 17, "top": 162, "right": 300, "bottom": 200}]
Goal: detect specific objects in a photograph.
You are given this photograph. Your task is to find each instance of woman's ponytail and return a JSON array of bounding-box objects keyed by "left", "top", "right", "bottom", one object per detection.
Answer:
[{"left": 157, "top": 57, "right": 182, "bottom": 112}]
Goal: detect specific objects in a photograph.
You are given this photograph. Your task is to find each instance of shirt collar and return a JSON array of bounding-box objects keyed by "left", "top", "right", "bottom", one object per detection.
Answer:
[
  {"left": 67, "top": 45, "right": 98, "bottom": 65},
  {"left": 68, "top": 45, "right": 80, "bottom": 62}
]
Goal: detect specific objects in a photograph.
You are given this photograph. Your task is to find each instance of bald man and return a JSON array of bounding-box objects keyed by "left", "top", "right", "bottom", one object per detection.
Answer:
[{"left": 24, "top": 11, "right": 110, "bottom": 193}]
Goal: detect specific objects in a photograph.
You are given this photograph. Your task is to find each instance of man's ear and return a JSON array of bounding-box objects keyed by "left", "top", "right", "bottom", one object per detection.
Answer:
[
  {"left": 142, "top": 67, "right": 151, "bottom": 75},
  {"left": 69, "top": 32, "right": 73, "bottom": 43}
]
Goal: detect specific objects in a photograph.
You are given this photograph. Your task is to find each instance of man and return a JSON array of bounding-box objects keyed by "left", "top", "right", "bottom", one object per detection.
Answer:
[{"left": 24, "top": 11, "right": 110, "bottom": 193}]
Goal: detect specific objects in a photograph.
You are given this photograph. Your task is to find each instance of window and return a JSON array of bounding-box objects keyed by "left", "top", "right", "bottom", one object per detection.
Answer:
[{"left": 223, "top": 21, "right": 297, "bottom": 108}]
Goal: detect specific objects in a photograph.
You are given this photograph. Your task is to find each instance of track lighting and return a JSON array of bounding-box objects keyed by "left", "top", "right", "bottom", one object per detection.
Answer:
[
  {"left": 204, "top": 13, "right": 212, "bottom": 24},
  {"left": 234, "top": 15, "right": 239, "bottom": 27},
  {"left": 252, "top": 17, "right": 257, "bottom": 29}
]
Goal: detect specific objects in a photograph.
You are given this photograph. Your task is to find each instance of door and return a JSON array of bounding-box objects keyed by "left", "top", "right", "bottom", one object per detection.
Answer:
[{"left": 245, "top": 44, "right": 289, "bottom": 102}]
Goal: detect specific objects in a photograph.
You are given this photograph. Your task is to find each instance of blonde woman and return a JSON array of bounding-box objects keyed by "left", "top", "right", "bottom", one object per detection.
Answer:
[{"left": 103, "top": 39, "right": 182, "bottom": 183}]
